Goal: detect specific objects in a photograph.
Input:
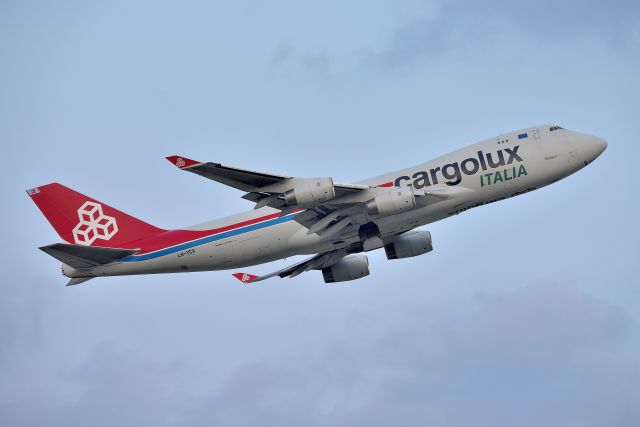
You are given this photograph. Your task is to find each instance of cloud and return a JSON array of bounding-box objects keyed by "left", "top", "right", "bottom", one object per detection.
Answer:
[
  {"left": 362, "top": 0, "right": 640, "bottom": 69},
  {"left": 47, "top": 346, "right": 192, "bottom": 427},
  {"left": 359, "top": 17, "right": 450, "bottom": 69},
  {"left": 3, "top": 282, "right": 630, "bottom": 426},
  {"left": 270, "top": 43, "right": 333, "bottom": 78},
  {"left": 181, "top": 282, "right": 640, "bottom": 426}
]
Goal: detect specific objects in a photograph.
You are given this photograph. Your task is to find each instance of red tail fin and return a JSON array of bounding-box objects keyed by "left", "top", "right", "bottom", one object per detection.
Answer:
[{"left": 27, "top": 183, "right": 165, "bottom": 248}]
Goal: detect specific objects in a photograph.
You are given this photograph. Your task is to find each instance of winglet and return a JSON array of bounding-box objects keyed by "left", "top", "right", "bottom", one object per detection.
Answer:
[
  {"left": 232, "top": 272, "right": 260, "bottom": 284},
  {"left": 166, "top": 155, "right": 202, "bottom": 169}
]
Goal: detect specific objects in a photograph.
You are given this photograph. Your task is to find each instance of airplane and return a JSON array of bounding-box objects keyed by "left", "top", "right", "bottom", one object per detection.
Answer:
[{"left": 28, "top": 125, "right": 607, "bottom": 286}]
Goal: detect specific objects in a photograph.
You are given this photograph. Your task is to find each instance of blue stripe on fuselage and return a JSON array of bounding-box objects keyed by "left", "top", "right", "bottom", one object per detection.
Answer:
[{"left": 122, "top": 214, "right": 295, "bottom": 262}]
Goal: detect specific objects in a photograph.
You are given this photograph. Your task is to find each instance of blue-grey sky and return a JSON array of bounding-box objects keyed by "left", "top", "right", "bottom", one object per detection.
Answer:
[{"left": 2, "top": 0, "right": 640, "bottom": 425}]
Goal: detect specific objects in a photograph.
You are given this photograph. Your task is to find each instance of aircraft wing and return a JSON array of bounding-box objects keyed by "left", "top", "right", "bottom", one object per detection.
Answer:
[
  {"left": 166, "top": 155, "right": 368, "bottom": 198},
  {"left": 166, "top": 155, "right": 462, "bottom": 238},
  {"left": 232, "top": 249, "right": 348, "bottom": 284},
  {"left": 166, "top": 154, "right": 381, "bottom": 237}
]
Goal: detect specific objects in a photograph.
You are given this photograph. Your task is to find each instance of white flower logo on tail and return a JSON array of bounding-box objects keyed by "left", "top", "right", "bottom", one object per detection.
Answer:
[{"left": 72, "top": 201, "right": 118, "bottom": 246}]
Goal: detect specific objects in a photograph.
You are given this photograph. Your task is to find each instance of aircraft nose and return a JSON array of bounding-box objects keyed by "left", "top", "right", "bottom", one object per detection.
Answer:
[{"left": 578, "top": 134, "right": 608, "bottom": 163}]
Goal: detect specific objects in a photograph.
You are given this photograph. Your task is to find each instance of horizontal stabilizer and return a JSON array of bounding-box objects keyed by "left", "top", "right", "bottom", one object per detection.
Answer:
[
  {"left": 67, "top": 277, "right": 94, "bottom": 286},
  {"left": 40, "top": 243, "right": 139, "bottom": 269}
]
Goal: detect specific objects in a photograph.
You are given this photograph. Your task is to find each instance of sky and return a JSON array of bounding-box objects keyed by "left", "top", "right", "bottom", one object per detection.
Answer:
[{"left": 1, "top": 0, "right": 640, "bottom": 425}]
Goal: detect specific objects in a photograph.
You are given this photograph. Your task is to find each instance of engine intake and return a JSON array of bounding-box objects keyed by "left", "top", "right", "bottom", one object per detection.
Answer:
[
  {"left": 366, "top": 188, "right": 416, "bottom": 217},
  {"left": 284, "top": 177, "right": 335, "bottom": 207},
  {"left": 322, "top": 255, "right": 370, "bottom": 283},
  {"left": 384, "top": 230, "right": 433, "bottom": 259}
]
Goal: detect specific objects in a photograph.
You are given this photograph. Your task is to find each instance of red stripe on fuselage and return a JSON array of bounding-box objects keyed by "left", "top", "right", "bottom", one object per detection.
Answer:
[
  {"left": 122, "top": 211, "right": 288, "bottom": 254},
  {"left": 377, "top": 182, "right": 394, "bottom": 187}
]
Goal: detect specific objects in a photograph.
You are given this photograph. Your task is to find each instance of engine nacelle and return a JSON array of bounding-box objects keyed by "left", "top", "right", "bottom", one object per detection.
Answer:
[
  {"left": 384, "top": 230, "right": 433, "bottom": 260},
  {"left": 366, "top": 187, "right": 416, "bottom": 217},
  {"left": 322, "top": 255, "right": 370, "bottom": 283},
  {"left": 284, "top": 177, "right": 335, "bottom": 207}
]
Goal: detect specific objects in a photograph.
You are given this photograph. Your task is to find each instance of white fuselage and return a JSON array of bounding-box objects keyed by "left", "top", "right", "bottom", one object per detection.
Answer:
[{"left": 65, "top": 125, "right": 606, "bottom": 279}]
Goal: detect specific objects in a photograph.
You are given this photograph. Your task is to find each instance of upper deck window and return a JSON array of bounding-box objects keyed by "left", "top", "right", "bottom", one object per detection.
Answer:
[{"left": 549, "top": 126, "right": 564, "bottom": 132}]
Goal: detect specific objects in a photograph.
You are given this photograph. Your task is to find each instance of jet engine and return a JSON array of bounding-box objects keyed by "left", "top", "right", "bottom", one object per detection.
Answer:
[
  {"left": 384, "top": 230, "right": 433, "bottom": 260},
  {"left": 284, "top": 178, "right": 336, "bottom": 207},
  {"left": 366, "top": 187, "right": 416, "bottom": 217},
  {"left": 322, "top": 255, "right": 370, "bottom": 283}
]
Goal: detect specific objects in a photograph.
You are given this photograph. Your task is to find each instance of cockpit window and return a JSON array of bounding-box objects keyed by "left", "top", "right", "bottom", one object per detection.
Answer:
[{"left": 549, "top": 126, "right": 564, "bottom": 132}]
